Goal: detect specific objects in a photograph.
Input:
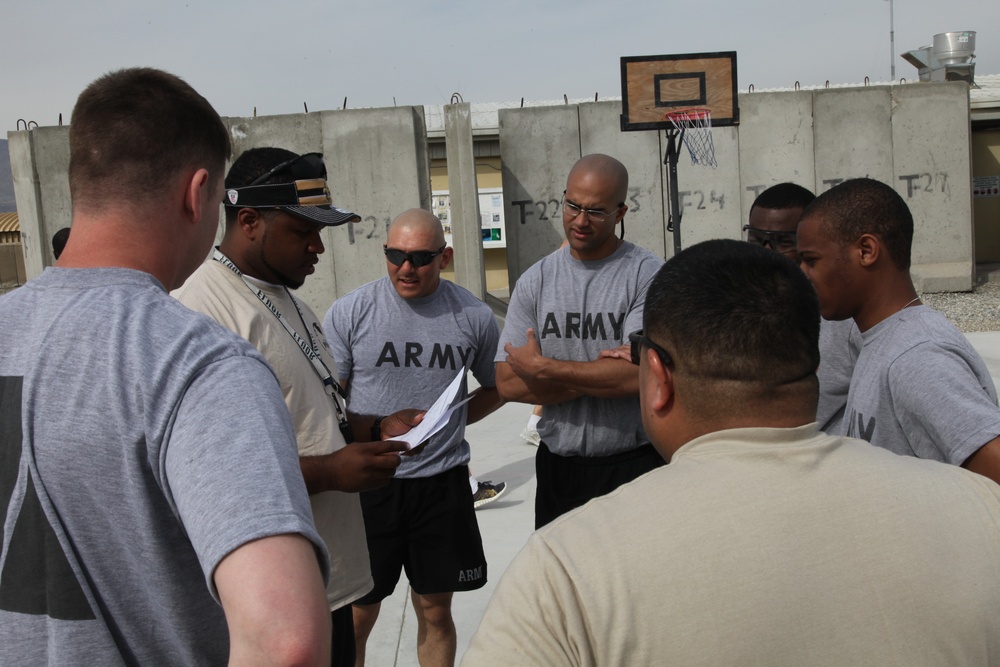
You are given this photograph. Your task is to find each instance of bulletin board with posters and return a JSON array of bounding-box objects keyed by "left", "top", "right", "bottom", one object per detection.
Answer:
[{"left": 432, "top": 188, "right": 506, "bottom": 249}]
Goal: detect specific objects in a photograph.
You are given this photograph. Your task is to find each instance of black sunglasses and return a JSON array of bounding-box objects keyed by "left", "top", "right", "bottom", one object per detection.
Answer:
[
  {"left": 249, "top": 152, "right": 327, "bottom": 186},
  {"left": 742, "top": 225, "right": 797, "bottom": 253},
  {"left": 383, "top": 244, "right": 446, "bottom": 268},
  {"left": 628, "top": 330, "right": 672, "bottom": 367}
]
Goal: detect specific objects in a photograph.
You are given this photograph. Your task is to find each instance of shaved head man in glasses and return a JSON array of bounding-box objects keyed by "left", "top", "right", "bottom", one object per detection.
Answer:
[{"left": 495, "top": 153, "right": 665, "bottom": 529}]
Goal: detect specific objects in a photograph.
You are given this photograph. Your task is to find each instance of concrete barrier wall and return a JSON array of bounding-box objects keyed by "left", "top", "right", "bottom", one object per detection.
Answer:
[
  {"left": 497, "top": 105, "right": 580, "bottom": 287},
  {"left": 499, "top": 82, "right": 973, "bottom": 291},
  {"left": 738, "top": 91, "right": 815, "bottom": 217},
  {"left": 9, "top": 107, "right": 430, "bottom": 318},
  {"left": 319, "top": 106, "right": 431, "bottom": 313},
  {"left": 891, "top": 84, "right": 973, "bottom": 291},
  {"left": 8, "top": 127, "right": 72, "bottom": 277},
  {"left": 8, "top": 81, "right": 975, "bottom": 308}
]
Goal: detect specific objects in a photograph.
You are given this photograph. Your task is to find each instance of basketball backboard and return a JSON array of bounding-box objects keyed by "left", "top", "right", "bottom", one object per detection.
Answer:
[{"left": 620, "top": 51, "right": 739, "bottom": 131}]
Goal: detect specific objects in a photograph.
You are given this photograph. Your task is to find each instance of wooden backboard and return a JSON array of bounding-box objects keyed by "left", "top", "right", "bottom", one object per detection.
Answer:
[{"left": 620, "top": 52, "right": 739, "bottom": 131}]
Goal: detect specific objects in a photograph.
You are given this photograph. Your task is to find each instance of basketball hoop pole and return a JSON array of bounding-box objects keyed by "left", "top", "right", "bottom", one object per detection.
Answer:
[{"left": 664, "top": 128, "right": 684, "bottom": 255}]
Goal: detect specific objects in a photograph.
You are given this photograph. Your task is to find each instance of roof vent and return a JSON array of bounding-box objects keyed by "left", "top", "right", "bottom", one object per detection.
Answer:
[{"left": 902, "top": 31, "right": 976, "bottom": 84}]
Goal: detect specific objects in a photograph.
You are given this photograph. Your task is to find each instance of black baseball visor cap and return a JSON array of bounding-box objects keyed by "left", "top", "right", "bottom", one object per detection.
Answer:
[{"left": 223, "top": 152, "right": 362, "bottom": 226}]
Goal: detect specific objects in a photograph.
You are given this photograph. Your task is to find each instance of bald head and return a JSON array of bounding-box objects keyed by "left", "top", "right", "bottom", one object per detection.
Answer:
[
  {"left": 567, "top": 154, "right": 629, "bottom": 204},
  {"left": 389, "top": 208, "right": 446, "bottom": 246},
  {"left": 385, "top": 208, "right": 452, "bottom": 299}
]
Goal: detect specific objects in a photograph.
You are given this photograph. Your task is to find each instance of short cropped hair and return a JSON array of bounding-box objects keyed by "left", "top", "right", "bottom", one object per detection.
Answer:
[
  {"left": 644, "top": 239, "right": 819, "bottom": 390},
  {"left": 802, "top": 178, "right": 913, "bottom": 270},
  {"left": 222, "top": 147, "right": 300, "bottom": 224},
  {"left": 69, "top": 68, "right": 230, "bottom": 211},
  {"left": 749, "top": 182, "right": 815, "bottom": 215}
]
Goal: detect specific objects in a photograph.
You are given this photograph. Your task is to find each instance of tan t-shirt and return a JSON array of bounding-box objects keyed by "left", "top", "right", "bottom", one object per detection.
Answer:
[
  {"left": 465, "top": 425, "right": 1000, "bottom": 666},
  {"left": 174, "top": 258, "right": 372, "bottom": 609}
]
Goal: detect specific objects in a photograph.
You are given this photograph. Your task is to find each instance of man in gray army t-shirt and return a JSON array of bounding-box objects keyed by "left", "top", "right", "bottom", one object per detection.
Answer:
[
  {"left": 496, "top": 154, "right": 665, "bottom": 528},
  {"left": 325, "top": 209, "right": 504, "bottom": 667},
  {"left": 798, "top": 177, "right": 1000, "bottom": 485}
]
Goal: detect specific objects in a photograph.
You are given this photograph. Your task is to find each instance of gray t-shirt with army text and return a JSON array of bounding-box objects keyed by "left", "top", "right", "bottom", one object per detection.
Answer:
[
  {"left": 496, "top": 242, "right": 663, "bottom": 457},
  {"left": 325, "top": 277, "right": 500, "bottom": 479},
  {"left": 837, "top": 304, "right": 1000, "bottom": 465}
]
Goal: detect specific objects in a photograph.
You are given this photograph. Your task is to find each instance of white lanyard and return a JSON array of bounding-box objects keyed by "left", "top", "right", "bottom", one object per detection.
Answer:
[{"left": 212, "top": 249, "right": 353, "bottom": 441}]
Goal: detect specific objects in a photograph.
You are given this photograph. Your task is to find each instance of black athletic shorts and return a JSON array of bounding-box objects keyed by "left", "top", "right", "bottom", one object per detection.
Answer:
[
  {"left": 354, "top": 464, "right": 487, "bottom": 605},
  {"left": 535, "top": 441, "right": 665, "bottom": 529}
]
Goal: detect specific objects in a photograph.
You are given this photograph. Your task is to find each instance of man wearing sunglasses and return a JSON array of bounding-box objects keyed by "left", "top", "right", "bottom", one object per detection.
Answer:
[
  {"left": 466, "top": 239, "right": 1000, "bottom": 664},
  {"left": 746, "top": 182, "right": 861, "bottom": 433},
  {"left": 496, "top": 154, "right": 664, "bottom": 529},
  {"left": 324, "top": 208, "right": 503, "bottom": 667},
  {"left": 175, "top": 147, "right": 419, "bottom": 667}
]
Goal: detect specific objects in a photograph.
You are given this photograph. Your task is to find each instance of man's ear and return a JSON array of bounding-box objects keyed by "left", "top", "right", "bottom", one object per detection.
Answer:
[
  {"left": 645, "top": 348, "right": 674, "bottom": 414},
  {"left": 183, "top": 168, "right": 212, "bottom": 225},
  {"left": 439, "top": 246, "right": 454, "bottom": 271},
  {"left": 856, "top": 233, "right": 880, "bottom": 268},
  {"left": 236, "top": 207, "right": 264, "bottom": 239}
]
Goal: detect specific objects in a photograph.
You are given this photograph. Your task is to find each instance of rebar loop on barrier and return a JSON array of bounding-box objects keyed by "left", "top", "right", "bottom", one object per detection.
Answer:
[
  {"left": 794, "top": 81, "right": 800, "bottom": 90},
  {"left": 865, "top": 76, "right": 870, "bottom": 86},
  {"left": 748, "top": 84, "right": 754, "bottom": 92},
  {"left": 825, "top": 81, "right": 830, "bottom": 88},
  {"left": 520, "top": 97, "right": 524, "bottom": 108},
  {"left": 304, "top": 102, "right": 309, "bottom": 113},
  {"left": 343, "top": 97, "right": 348, "bottom": 110},
  {"left": 253, "top": 107, "right": 257, "bottom": 117},
  {"left": 900, "top": 78, "right": 907, "bottom": 84},
  {"left": 59, "top": 113, "right": 63, "bottom": 126},
  {"left": 563, "top": 94, "right": 568, "bottom": 104},
  {"left": 451, "top": 93, "right": 463, "bottom": 104},
  {"left": 16, "top": 119, "right": 38, "bottom": 130},
  {"left": 594, "top": 92, "right": 599, "bottom": 102}
]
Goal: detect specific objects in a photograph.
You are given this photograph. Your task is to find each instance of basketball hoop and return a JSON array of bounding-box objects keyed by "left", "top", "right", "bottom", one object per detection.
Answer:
[{"left": 665, "top": 108, "right": 717, "bottom": 169}]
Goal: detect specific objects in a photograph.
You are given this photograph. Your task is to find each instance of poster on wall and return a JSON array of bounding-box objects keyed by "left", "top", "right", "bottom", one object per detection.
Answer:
[
  {"left": 973, "top": 175, "right": 1000, "bottom": 198},
  {"left": 432, "top": 188, "right": 506, "bottom": 249}
]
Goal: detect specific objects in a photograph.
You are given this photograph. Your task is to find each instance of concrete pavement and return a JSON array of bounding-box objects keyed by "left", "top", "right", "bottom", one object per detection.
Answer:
[
  {"left": 364, "top": 398, "right": 537, "bottom": 666},
  {"left": 365, "top": 331, "right": 1000, "bottom": 666}
]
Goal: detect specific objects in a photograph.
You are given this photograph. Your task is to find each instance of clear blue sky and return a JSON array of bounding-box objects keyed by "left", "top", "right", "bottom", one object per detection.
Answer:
[{"left": 3, "top": 0, "right": 998, "bottom": 132}]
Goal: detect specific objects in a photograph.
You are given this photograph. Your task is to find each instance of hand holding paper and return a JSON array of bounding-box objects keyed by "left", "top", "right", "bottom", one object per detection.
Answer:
[{"left": 395, "top": 369, "right": 470, "bottom": 449}]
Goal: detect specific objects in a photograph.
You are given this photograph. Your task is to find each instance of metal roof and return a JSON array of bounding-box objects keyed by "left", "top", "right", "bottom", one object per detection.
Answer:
[
  {"left": 970, "top": 73, "right": 1000, "bottom": 109},
  {"left": 0, "top": 212, "right": 19, "bottom": 234}
]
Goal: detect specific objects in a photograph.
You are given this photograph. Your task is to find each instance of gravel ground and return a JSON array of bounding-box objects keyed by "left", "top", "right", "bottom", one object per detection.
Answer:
[{"left": 921, "top": 277, "right": 1000, "bottom": 333}]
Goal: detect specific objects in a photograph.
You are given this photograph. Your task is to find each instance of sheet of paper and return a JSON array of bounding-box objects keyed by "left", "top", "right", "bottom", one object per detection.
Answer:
[{"left": 395, "top": 368, "right": 470, "bottom": 449}]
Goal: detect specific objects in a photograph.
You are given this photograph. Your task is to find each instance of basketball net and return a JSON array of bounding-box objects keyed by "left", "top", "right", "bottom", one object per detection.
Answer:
[{"left": 666, "top": 108, "right": 717, "bottom": 169}]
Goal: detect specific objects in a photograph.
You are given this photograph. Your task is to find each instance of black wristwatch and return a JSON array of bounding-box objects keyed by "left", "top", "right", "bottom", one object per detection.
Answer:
[{"left": 370, "top": 415, "right": 386, "bottom": 441}]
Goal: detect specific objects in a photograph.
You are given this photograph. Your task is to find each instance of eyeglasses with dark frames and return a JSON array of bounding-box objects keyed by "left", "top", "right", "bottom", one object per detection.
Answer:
[
  {"left": 383, "top": 245, "right": 447, "bottom": 268},
  {"left": 628, "top": 330, "right": 672, "bottom": 367},
  {"left": 743, "top": 225, "right": 797, "bottom": 254}
]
